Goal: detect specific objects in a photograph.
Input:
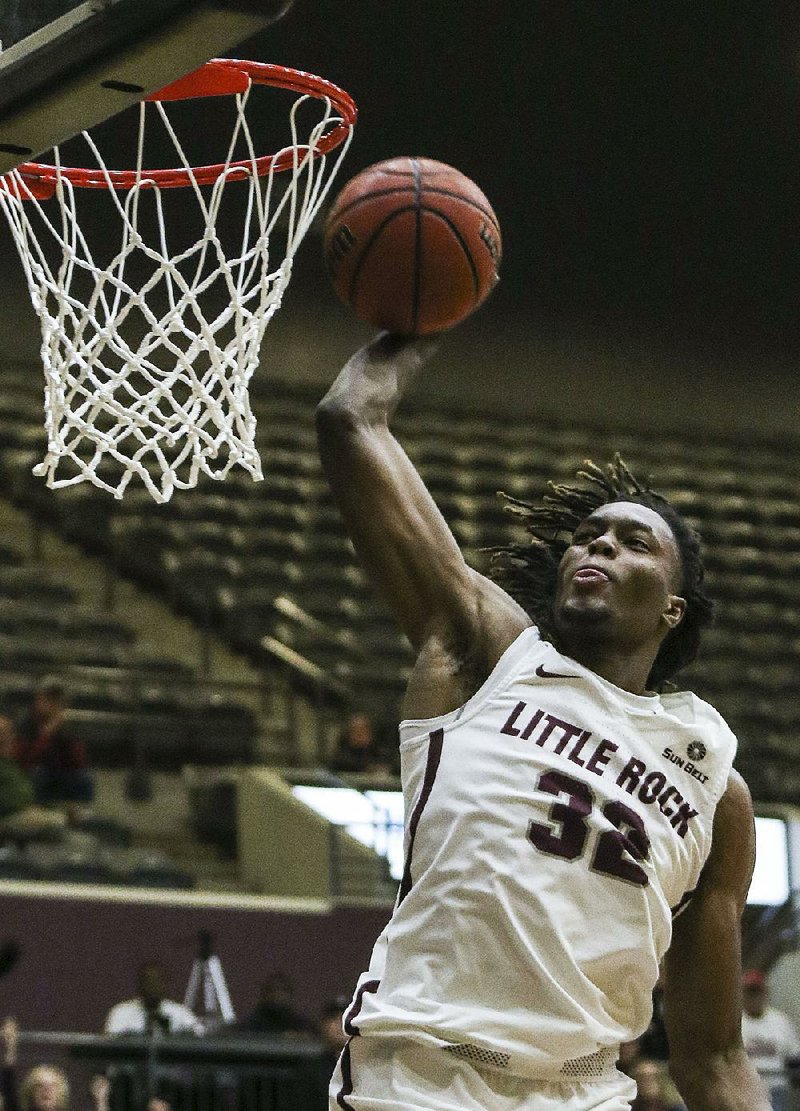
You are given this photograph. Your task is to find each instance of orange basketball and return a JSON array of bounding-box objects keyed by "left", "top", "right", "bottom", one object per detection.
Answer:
[{"left": 323, "top": 157, "right": 502, "bottom": 335}]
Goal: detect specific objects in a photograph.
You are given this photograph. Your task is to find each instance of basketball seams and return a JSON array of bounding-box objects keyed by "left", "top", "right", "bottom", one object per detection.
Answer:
[
  {"left": 324, "top": 156, "right": 501, "bottom": 333},
  {"left": 330, "top": 188, "right": 500, "bottom": 231},
  {"left": 347, "top": 209, "right": 415, "bottom": 310},
  {"left": 346, "top": 205, "right": 484, "bottom": 332},
  {"left": 421, "top": 207, "right": 481, "bottom": 299},
  {"left": 411, "top": 159, "right": 423, "bottom": 335}
]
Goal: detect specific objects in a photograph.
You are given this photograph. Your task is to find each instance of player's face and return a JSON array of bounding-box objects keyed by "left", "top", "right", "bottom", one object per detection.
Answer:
[{"left": 553, "top": 501, "right": 686, "bottom": 653}]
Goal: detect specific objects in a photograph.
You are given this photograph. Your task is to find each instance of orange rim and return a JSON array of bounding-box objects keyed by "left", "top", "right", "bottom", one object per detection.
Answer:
[{"left": 3, "top": 59, "right": 357, "bottom": 199}]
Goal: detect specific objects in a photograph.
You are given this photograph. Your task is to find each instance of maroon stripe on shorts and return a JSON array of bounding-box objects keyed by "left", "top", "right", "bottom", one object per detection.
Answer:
[
  {"left": 343, "top": 979, "right": 380, "bottom": 1037},
  {"left": 336, "top": 980, "right": 380, "bottom": 1108},
  {"left": 335, "top": 1041, "right": 354, "bottom": 1110},
  {"left": 398, "top": 727, "right": 444, "bottom": 905}
]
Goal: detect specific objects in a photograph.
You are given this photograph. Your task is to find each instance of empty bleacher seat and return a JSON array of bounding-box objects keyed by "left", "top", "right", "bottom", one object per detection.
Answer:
[
  {"left": 0, "top": 845, "right": 43, "bottom": 880},
  {"left": 118, "top": 848, "right": 195, "bottom": 889},
  {"left": 189, "top": 697, "right": 257, "bottom": 763},
  {"left": 2, "top": 360, "right": 799, "bottom": 802},
  {"left": 0, "top": 568, "right": 76, "bottom": 607}
]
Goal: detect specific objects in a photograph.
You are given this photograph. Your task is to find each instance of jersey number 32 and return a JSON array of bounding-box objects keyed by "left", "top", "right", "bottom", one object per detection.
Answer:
[{"left": 527, "top": 769, "right": 650, "bottom": 887}]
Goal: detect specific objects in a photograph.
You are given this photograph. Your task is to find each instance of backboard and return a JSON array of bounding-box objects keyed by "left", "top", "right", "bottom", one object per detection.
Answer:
[{"left": 0, "top": 0, "right": 293, "bottom": 176}]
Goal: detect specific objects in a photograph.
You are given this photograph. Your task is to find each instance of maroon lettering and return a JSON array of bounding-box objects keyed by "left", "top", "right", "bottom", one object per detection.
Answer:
[
  {"left": 658, "top": 785, "right": 681, "bottom": 818},
  {"left": 500, "top": 701, "right": 526, "bottom": 736},
  {"left": 567, "top": 729, "right": 592, "bottom": 767},
  {"left": 520, "top": 708, "right": 544, "bottom": 741},
  {"left": 616, "top": 757, "right": 646, "bottom": 794},
  {"left": 531, "top": 715, "right": 561, "bottom": 748},
  {"left": 551, "top": 718, "right": 584, "bottom": 755},
  {"left": 527, "top": 770, "right": 651, "bottom": 888},
  {"left": 586, "top": 740, "right": 618, "bottom": 777},
  {"left": 670, "top": 801, "right": 700, "bottom": 838},
  {"left": 685, "top": 764, "right": 709, "bottom": 785},
  {"left": 591, "top": 801, "right": 650, "bottom": 887},
  {"left": 528, "top": 769, "right": 592, "bottom": 861},
  {"left": 639, "top": 771, "right": 667, "bottom": 805}
]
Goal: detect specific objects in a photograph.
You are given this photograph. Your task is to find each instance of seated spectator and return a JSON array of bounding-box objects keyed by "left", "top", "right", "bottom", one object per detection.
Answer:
[
  {"left": 618, "top": 1037, "right": 642, "bottom": 1076},
  {"left": 630, "top": 1057, "right": 685, "bottom": 1111},
  {"left": 226, "top": 972, "right": 315, "bottom": 1037},
  {"left": 318, "top": 995, "right": 348, "bottom": 1070},
  {"left": 0, "top": 718, "right": 34, "bottom": 821},
  {"left": 15, "top": 680, "right": 94, "bottom": 813},
  {"left": 0, "top": 718, "right": 65, "bottom": 839},
  {"left": 741, "top": 968, "right": 800, "bottom": 1111},
  {"left": 18, "top": 1067, "right": 70, "bottom": 1111},
  {"left": 104, "top": 960, "right": 203, "bottom": 1036},
  {"left": 330, "top": 713, "right": 391, "bottom": 777},
  {"left": 1, "top": 1017, "right": 70, "bottom": 1111},
  {"left": 89, "top": 1072, "right": 170, "bottom": 1111}
]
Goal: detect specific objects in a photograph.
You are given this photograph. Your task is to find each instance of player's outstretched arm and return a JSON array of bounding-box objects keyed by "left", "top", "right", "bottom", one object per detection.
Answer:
[
  {"left": 663, "top": 770, "right": 771, "bottom": 1111},
  {"left": 316, "top": 333, "right": 528, "bottom": 666}
]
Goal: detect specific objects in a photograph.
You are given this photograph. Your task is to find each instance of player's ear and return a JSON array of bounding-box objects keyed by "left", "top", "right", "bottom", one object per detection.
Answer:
[{"left": 662, "top": 594, "right": 686, "bottom": 630}]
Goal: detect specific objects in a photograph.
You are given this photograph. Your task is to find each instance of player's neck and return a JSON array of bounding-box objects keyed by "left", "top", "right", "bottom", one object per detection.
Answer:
[{"left": 560, "top": 639, "right": 657, "bottom": 697}]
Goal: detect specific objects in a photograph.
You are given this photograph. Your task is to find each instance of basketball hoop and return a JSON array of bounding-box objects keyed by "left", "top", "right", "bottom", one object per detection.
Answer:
[{"left": 0, "top": 60, "right": 356, "bottom": 502}]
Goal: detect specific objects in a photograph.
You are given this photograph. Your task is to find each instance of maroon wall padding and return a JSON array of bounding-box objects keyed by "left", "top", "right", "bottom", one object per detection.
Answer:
[{"left": 0, "top": 890, "right": 391, "bottom": 1033}]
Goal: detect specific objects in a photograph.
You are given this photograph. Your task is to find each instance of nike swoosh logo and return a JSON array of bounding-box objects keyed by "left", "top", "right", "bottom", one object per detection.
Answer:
[{"left": 535, "top": 664, "right": 573, "bottom": 680}]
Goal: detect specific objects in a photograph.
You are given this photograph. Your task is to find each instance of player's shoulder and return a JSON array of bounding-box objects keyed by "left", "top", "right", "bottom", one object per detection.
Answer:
[{"left": 664, "top": 687, "right": 737, "bottom": 738}]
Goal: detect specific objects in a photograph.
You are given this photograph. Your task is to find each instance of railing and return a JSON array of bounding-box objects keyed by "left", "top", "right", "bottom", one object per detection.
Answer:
[
  {"left": 328, "top": 818, "right": 403, "bottom": 903},
  {"left": 14, "top": 1030, "right": 332, "bottom": 1111}
]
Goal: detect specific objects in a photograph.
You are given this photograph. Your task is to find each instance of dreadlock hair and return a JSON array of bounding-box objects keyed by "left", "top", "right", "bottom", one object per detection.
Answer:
[{"left": 486, "top": 455, "right": 715, "bottom": 690}]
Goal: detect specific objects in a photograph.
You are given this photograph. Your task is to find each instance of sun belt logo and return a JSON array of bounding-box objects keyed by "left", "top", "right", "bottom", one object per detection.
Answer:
[{"left": 687, "top": 741, "right": 707, "bottom": 762}]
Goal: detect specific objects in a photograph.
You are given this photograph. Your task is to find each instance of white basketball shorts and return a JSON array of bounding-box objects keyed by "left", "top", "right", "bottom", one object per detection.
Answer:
[{"left": 329, "top": 1036, "right": 637, "bottom": 1111}]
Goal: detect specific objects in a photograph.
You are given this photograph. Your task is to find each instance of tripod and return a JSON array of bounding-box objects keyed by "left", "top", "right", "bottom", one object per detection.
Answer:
[{"left": 183, "top": 930, "right": 235, "bottom": 1029}]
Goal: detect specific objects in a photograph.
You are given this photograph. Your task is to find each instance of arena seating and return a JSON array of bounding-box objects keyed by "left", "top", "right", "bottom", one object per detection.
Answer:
[
  {"left": 0, "top": 364, "right": 798, "bottom": 803},
  {"left": 0, "top": 538, "right": 258, "bottom": 769}
]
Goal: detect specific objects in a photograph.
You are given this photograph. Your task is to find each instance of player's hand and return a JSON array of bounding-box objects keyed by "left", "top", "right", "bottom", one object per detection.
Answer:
[{"left": 367, "top": 330, "right": 441, "bottom": 365}]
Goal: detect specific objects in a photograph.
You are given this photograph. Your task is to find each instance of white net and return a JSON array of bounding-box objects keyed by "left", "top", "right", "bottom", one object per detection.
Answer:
[{"left": 0, "top": 67, "right": 354, "bottom": 502}]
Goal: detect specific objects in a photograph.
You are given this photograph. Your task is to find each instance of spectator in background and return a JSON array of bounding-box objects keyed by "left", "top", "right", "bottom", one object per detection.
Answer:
[
  {"left": 104, "top": 960, "right": 203, "bottom": 1036},
  {"left": 617, "top": 1038, "right": 642, "bottom": 1077},
  {"left": 330, "top": 712, "right": 391, "bottom": 777},
  {"left": 18, "top": 1069, "right": 70, "bottom": 1111},
  {"left": 630, "top": 1057, "right": 685, "bottom": 1111},
  {"left": 318, "top": 996, "right": 348, "bottom": 1073},
  {"left": 2, "top": 1021, "right": 172, "bottom": 1111},
  {"left": 1, "top": 1017, "right": 70, "bottom": 1111},
  {"left": 741, "top": 969, "right": 800, "bottom": 1111},
  {"left": 89, "top": 1072, "right": 170, "bottom": 1111},
  {"left": 0, "top": 718, "right": 34, "bottom": 821},
  {"left": 15, "top": 680, "right": 94, "bottom": 814},
  {"left": 226, "top": 972, "right": 315, "bottom": 1038}
]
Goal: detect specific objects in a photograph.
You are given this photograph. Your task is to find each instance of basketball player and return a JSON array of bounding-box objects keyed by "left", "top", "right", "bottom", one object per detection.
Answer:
[{"left": 316, "top": 332, "right": 769, "bottom": 1111}]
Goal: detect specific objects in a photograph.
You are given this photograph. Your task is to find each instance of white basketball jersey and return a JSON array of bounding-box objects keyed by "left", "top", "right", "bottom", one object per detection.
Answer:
[{"left": 346, "top": 626, "right": 737, "bottom": 1081}]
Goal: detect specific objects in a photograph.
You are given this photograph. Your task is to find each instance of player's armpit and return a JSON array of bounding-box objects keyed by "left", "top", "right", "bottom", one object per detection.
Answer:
[
  {"left": 316, "top": 334, "right": 528, "bottom": 658},
  {"left": 663, "top": 770, "right": 771, "bottom": 1111}
]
